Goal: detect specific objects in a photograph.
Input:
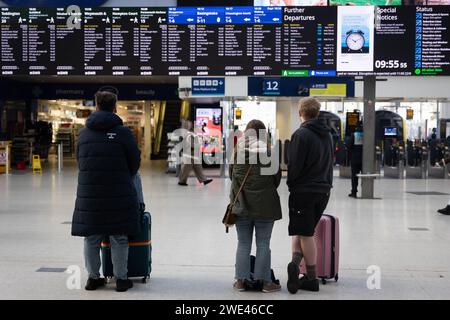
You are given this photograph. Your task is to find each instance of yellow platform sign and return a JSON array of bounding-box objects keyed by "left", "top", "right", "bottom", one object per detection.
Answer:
[{"left": 310, "top": 84, "right": 347, "bottom": 97}]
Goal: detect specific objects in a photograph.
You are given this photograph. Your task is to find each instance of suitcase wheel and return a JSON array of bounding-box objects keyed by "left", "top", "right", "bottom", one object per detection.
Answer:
[
  {"left": 142, "top": 276, "right": 150, "bottom": 284},
  {"left": 321, "top": 278, "right": 327, "bottom": 285},
  {"left": 334, "top": 274, "right": 339, "bottom": 282}
]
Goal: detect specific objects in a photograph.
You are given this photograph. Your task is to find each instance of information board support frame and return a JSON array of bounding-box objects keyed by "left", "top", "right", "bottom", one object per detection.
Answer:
[{"left": 361, "top": 76, "right": 376, "bottom": 200}]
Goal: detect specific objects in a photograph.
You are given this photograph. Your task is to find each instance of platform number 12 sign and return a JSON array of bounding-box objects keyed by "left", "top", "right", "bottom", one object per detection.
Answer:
[{"left": 263, "top": 79, "right": 281, "bottom": 96}]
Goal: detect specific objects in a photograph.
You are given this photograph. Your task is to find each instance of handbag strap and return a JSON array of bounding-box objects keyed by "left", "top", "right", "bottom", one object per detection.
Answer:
[{"left": 230, "top": 165, "right": 252, "bottom": 209}]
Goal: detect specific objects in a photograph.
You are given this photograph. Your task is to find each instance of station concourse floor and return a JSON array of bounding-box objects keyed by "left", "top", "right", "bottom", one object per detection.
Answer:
[{"left": 1, "top": 160, "right": 450, "bottom": 300}]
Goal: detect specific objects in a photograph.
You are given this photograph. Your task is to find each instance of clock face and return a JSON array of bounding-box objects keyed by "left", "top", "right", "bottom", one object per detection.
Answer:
[{"left": 346, "top": 32, "right": 365, "bottom": 51}]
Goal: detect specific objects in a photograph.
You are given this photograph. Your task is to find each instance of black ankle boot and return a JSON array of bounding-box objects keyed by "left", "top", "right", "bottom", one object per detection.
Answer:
[
  {"left": 298, "top": 276, "right": 319, "bottom": 292},
  {"left": 85, "top": 278, "right": 106, "bottom": 291},
  {"left": 116, "top": 279, "right": 133, "bottom": 292},
  {"left": 438, "top": 205, "right": 450, "bottom": 215}
]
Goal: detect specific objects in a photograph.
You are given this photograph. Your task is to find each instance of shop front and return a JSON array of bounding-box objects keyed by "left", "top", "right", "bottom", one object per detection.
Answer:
[{"left": 0, "top": 80, "right": 179, "bottom": 170}]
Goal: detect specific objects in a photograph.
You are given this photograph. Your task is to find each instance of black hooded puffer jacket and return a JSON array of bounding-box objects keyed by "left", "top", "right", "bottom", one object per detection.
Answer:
[{"left": 71, "top": 111, "right": 141, "bottom": 237}]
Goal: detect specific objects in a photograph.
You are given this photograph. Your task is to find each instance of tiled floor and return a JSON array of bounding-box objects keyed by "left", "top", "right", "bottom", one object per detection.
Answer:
[{"left": 0, "top": 160, "right": 449, "bottom": 300}]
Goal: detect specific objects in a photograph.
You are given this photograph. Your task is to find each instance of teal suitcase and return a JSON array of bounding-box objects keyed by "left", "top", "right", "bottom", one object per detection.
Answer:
[
  {"left": 101, "top": 173, "right": 151, "bottom": 283},
  {"left": 101, "top": 212, "right": 152, "bottom": 283}
]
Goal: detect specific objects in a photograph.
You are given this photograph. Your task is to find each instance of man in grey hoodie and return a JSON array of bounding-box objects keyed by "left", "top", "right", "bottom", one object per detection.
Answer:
[{"left": 286, "top": 97, "right": 334, "bottom": 293}]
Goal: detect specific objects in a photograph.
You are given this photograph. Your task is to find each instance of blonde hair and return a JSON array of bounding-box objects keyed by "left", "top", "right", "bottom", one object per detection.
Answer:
[{"left": 298, "top": 97, "right": 321, "bottom": 120}]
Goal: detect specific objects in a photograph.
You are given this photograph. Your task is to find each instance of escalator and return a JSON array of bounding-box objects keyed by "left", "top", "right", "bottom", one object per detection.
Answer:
[{"left": 151, "top": 100, "right": 182, "bottom": 160}]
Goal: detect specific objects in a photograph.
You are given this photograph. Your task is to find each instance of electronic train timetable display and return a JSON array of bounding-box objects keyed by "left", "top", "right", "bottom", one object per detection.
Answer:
[
  {"left": 26, "top": 8, "right": 55, "bottom": 75},
  {"left": 164, "top": 7, "right": 196, "bottom": 76},
  {"left": 139, "top": 7, "right": 167, "bottom": 76},
  {"left": 248, "top": 6, "right": 283, "bottom": 76},
  {"left": 55, "top": 7, "right": 83, "bottom": 76},
  {"left": 110, "top": 7, "right": 140, "bottom": 76},
  {"left": 1, "top": 5, "right": 450, "bottom": 77},
  {"left": 220, "top": 6, "right": 283, "bottom": 76},
  {"left": 1, "top": 7, "right": 28, "bottom": 75},
  {"left": 83, "top": 8, "right": 111, "bottom": 75},
  {"left": 220, "top": 7, "right": 254, "bottom": 76},
  {"left": 281, "top": 6, "right": 337, "bottom": 77}
]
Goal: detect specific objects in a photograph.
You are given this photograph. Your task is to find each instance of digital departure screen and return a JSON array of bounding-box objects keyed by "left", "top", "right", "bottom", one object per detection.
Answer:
[
  {"left": 1, "top": 6, "right": 450, "bottom": 76},
  {"left": 282, "top": 6, "right": 336, "bottom": 77}
]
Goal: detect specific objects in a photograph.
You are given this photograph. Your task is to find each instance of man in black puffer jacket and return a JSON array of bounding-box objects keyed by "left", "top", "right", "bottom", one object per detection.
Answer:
[
  {"left": 286, "top": 97, "right": 334, "bottom": 294},
  {"left": 72, "top": 90, "right": 141, "bottom": 292}
]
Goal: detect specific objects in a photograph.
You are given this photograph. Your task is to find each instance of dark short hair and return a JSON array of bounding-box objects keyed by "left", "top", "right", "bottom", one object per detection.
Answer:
[
  {"left": 245, "top": 119, "right": 267, "bottom": 141},
  {"left": 95, "top": 91, "right": 117, "bottom": 112}
]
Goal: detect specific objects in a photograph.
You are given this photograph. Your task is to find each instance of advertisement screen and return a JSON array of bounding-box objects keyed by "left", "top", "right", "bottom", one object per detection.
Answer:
[
  {"left": 384, "top": 127, "right": 398, "bottom": 137},
  {"left": 336, "top": 6, "right": 374, "bottom": 73},
  {"left": 195, "top": 108, "right": 222, "bottom": 153},
  {"left": 254, "top": 0, "right": 327, "bottom": 5}
]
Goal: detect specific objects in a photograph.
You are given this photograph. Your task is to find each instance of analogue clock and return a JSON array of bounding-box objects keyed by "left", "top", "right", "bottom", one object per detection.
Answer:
[{"left": 345, "top": 30, "right": 365, "bottom": 52}]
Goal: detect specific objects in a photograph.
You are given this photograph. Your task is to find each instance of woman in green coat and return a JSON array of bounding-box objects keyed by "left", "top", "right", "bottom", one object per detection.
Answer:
[{"left": 229, "top": 120, "right": 282, "bottom": 293}]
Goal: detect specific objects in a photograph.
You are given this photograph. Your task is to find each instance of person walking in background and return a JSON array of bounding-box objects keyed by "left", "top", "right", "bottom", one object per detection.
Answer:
[
  {"left": 71, "top": 89, "right": 141, "bottom": 292},
  {"left": 178, "top": 120, "right": 213, "bottom": 186},
  {"left": 348, "top": 124, "right": 363, "bottom": 198},
  {"left": 286, "top": 97, "right": 334, "bottom": 293},
  {"left": 229, "top": 120, "right": 282, "bottom": 293},
  {"left": 430, "top": 127, "right": 437, "bottom": 140}
]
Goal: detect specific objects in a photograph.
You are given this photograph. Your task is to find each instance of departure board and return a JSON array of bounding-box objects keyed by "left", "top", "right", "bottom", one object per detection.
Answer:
[
  {"left": 110, "top": 7, "right": 140, "bottom": 76},
  {"left": 282, "top": 6, "right": 337, "bottom": 77},
  {"left": 1, "top": 6, "right": 450, "bottom": 76},
  {"left": 83, "top": 7, "right": 111, "bottom": 75},
  {"left": 139, "top": 7, "right": 166, "bottom": 76},
  {"left": 55, "top": 7, "right": 83, "bottom": 75},
  {"left": 1, "top": 7, "right": 27, "bottom": 75}
]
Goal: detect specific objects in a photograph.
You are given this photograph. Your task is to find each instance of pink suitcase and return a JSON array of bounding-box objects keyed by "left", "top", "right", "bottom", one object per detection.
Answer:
[{"left": 300, "top": 214, "right": 339, "bottom": 284}]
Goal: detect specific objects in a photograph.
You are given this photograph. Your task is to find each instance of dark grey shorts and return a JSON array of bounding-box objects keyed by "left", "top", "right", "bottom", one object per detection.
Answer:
[{"left": 288, "top": 192, "right": 330, "bottom": 237}]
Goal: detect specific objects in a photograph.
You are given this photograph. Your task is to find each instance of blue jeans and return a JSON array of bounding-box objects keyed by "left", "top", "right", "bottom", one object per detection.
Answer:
[
  {"left": 235, "top": 217, "right": 274, "bottom": 282},
  {"left": 84, "top": 235, "right": 129, "bottom": 280}
]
